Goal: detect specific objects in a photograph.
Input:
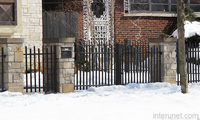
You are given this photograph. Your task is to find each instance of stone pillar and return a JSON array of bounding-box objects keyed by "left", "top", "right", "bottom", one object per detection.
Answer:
[
  {"left": 149, "top": 38, "right": 177, "bottom": 84},
  {"left": 43, "top": 38, "right": 75, "bottom": 93},
  {"left": 0, "top": 38, "right": 24, "bottom": 93}
]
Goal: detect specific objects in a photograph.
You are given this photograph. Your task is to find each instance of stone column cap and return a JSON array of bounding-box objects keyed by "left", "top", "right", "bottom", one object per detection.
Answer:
[
  {"left": 0, "top": 38, "right": 24, "bottom": 44},
  {"left": 149, "top": 38, "right": 177, "bottom": 43}
]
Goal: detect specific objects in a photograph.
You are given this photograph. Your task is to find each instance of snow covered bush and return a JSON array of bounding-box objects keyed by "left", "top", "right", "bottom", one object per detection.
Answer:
[{"left": 172, "top": 21, "right": 200, "bottom": 39}]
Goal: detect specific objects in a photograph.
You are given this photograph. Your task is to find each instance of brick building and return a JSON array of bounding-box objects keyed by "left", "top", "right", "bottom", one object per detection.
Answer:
[
  {"left": 44, "top": 0, "right": 200, "bottom": 43},
  {"left": 0, "top": 0, "right": 199, "bottom": 47}
]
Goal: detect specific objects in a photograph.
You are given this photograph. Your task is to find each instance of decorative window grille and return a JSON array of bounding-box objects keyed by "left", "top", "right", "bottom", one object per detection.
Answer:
[
  {"left": 0, "top": 0, "right": 17, "bottom": 25},
  {"left": 124, "top": 0, "right": 200, "bottom": 13},
  {"left": 83, "top": 0, "right": 112, "bottom": 44},
  {"left": 42, "top": 0, "right": 63, "bottom": 11}
]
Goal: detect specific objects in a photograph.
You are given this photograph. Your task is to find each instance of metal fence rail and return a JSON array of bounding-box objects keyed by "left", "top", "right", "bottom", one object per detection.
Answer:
[
  {"left": 0, "top": 47, "right": 5, "bottom": 92},
  {"left": 24, "top": 46, "right": 57, "bottom": 93},
  {"left": 177, "top": 42, "right": 200, "bottom": 85}
]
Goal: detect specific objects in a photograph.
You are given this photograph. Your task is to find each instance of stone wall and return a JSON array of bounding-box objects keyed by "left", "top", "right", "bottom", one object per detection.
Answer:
[
  {"left": 0, "top": 38, "right": 24, "bottom": 93},
  {"left": 0, "top": 0, "right": 43, "bottom": 49},
  {"left": 43, "top": 38, "right": 75, "bottom": 93}
]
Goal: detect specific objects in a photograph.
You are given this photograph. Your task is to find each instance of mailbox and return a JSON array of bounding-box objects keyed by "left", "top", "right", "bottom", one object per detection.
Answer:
[{"left": 61, "top": 47, "right": 72, "bottom": 58}]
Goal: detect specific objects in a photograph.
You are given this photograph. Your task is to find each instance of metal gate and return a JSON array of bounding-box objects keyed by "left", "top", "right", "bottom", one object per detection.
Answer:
[
  {"left": 24, "top": 46, "right": 57, "bottom": 93},
  {"left": 177, "top": 42, "right": 200, "bottom": 85},
  {"left": 75, "top": 40, "right": 162, "bottom": 90}
]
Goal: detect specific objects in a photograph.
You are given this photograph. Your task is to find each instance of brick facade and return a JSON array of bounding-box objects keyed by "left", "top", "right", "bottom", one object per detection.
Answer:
[
  {"left": 78, "top": 11, "right": 84, "bottom": 40},
  {"left": 63, "top": 0, "right": 179, "bottom": 43},
  {"left": 114, "top": 0, "right": 177, "bottom": 43}
]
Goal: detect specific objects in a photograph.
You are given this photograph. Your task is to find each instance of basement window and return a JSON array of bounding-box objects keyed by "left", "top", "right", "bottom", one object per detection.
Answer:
[{"left": 0, "top": 0, "right": 17, "bottom": 25}]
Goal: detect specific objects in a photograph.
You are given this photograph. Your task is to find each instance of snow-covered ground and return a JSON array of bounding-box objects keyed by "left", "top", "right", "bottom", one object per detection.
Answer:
[{"left": 1, "top": 83, "right": 200, "bottom": 120}]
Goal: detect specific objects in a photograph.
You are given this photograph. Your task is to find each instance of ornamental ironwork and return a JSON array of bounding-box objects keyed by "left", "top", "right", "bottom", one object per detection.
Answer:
[{"left": 83, "top": 0, "right": 112, "bottom": 44}]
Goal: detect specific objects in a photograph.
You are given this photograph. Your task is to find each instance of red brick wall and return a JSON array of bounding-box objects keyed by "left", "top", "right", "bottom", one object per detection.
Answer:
[
  {"left": 77, "top": 11, "right": 84, "bottom": 40},
  {"left": 114, "top": 0, "right": 177, "bottom": 43},
  {"left": 63, "top": 0, "right": 177, "bottom": 42}
]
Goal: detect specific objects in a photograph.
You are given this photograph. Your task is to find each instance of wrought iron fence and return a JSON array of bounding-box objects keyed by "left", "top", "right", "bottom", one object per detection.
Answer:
[
  {"left": 75, "top": 42, "right": 115, "bottom": 90},
  {"left": 177, "top": 42, "right": 200, "bottom": 85},
  {"left": 119, "top": 40, "right": 162, "bottom": 85},
  {"left": 24, "top": 46, "right": 57, "bottom": 93},
  {"left": 75, "top": 40, "right": 162, "bottom": 90}
]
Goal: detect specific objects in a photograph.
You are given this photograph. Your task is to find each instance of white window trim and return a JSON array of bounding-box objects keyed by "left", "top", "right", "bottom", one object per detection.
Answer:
[{"left": 124, "top": 0, "right": 200, "bottom": 17}]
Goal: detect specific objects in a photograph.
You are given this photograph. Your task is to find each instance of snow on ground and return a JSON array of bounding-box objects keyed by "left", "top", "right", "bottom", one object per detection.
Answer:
[
  {"left": 24, "top": 72, "right": 43, "bottom": 87},
  {"left": 172, "top": 21, "right": 200, "bottom": 38},
  {"left": 1, "top": 83, "right": 200, "bottom": 120}
]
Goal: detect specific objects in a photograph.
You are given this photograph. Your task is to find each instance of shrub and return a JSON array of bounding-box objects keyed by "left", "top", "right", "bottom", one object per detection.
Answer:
[
  {"left": 186, "top": 34, "right": 200, "bottom": 46},
  {"left": 185, "top": 6, "right": 196, "bottom": 22},
  {"left": 159, "top": 33, "right": 170, "bottom": 38}
]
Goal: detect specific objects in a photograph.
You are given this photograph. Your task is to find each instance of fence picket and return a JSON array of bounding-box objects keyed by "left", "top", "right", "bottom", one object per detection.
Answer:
[
  {"left": 38, "top": 48, "right": 41, "bottom": 92},
  {"left": 0, "top": 48, "right": 5, "bottom": 92}
]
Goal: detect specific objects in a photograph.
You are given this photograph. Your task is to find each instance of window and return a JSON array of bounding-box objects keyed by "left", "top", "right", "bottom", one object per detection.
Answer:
[
  {"left": 190, "top": 0, "right": 200, "bottom": 12},
  {"left": 42, "top": 0, "right": 63, "bottom": 11},
  {"left": 0, "top": 0, "right": 17, "bottom": 25},
  {"left": 125, "top": 0, "right": 200, "bottom": 14}
]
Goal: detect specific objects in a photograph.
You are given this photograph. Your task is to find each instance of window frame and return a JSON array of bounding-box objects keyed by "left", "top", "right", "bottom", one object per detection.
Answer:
[
  {"left": 124, "top": 0, "right": 200, "bottom": 17},
  {"left": 0, "top": 0, "right": 17, "bottom": 25}
]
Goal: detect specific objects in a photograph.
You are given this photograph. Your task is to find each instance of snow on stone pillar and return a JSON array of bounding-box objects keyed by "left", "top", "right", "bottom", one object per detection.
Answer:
[
  {"left": 0, "top": 38, "right": 24, "bottom": 93},
  {"left": 149, "top": 38, "right": 177, "bottom": 84},
  {"left": 43, "top": 38, "right": 75, "bottom": 93}
]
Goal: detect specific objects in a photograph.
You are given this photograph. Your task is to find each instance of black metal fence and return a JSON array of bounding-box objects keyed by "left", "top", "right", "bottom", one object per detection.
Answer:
[
  {"left": 117, "top": 40, "right": 162, "bottom": 85},
  {"left": 0, "top": 48, "right": 5, "bottom": 92},
  {"left": 24, "top": 46, "right": 57, "bottom": 93},
  {"left": 177, "top": 42, "right": 200, "bottom": 85},
  {"left": 75, "top": 40, "right": 162, "bottom": 90},
  {"left": 75, "top": 42, "right": 115, "bottom": 90}
]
